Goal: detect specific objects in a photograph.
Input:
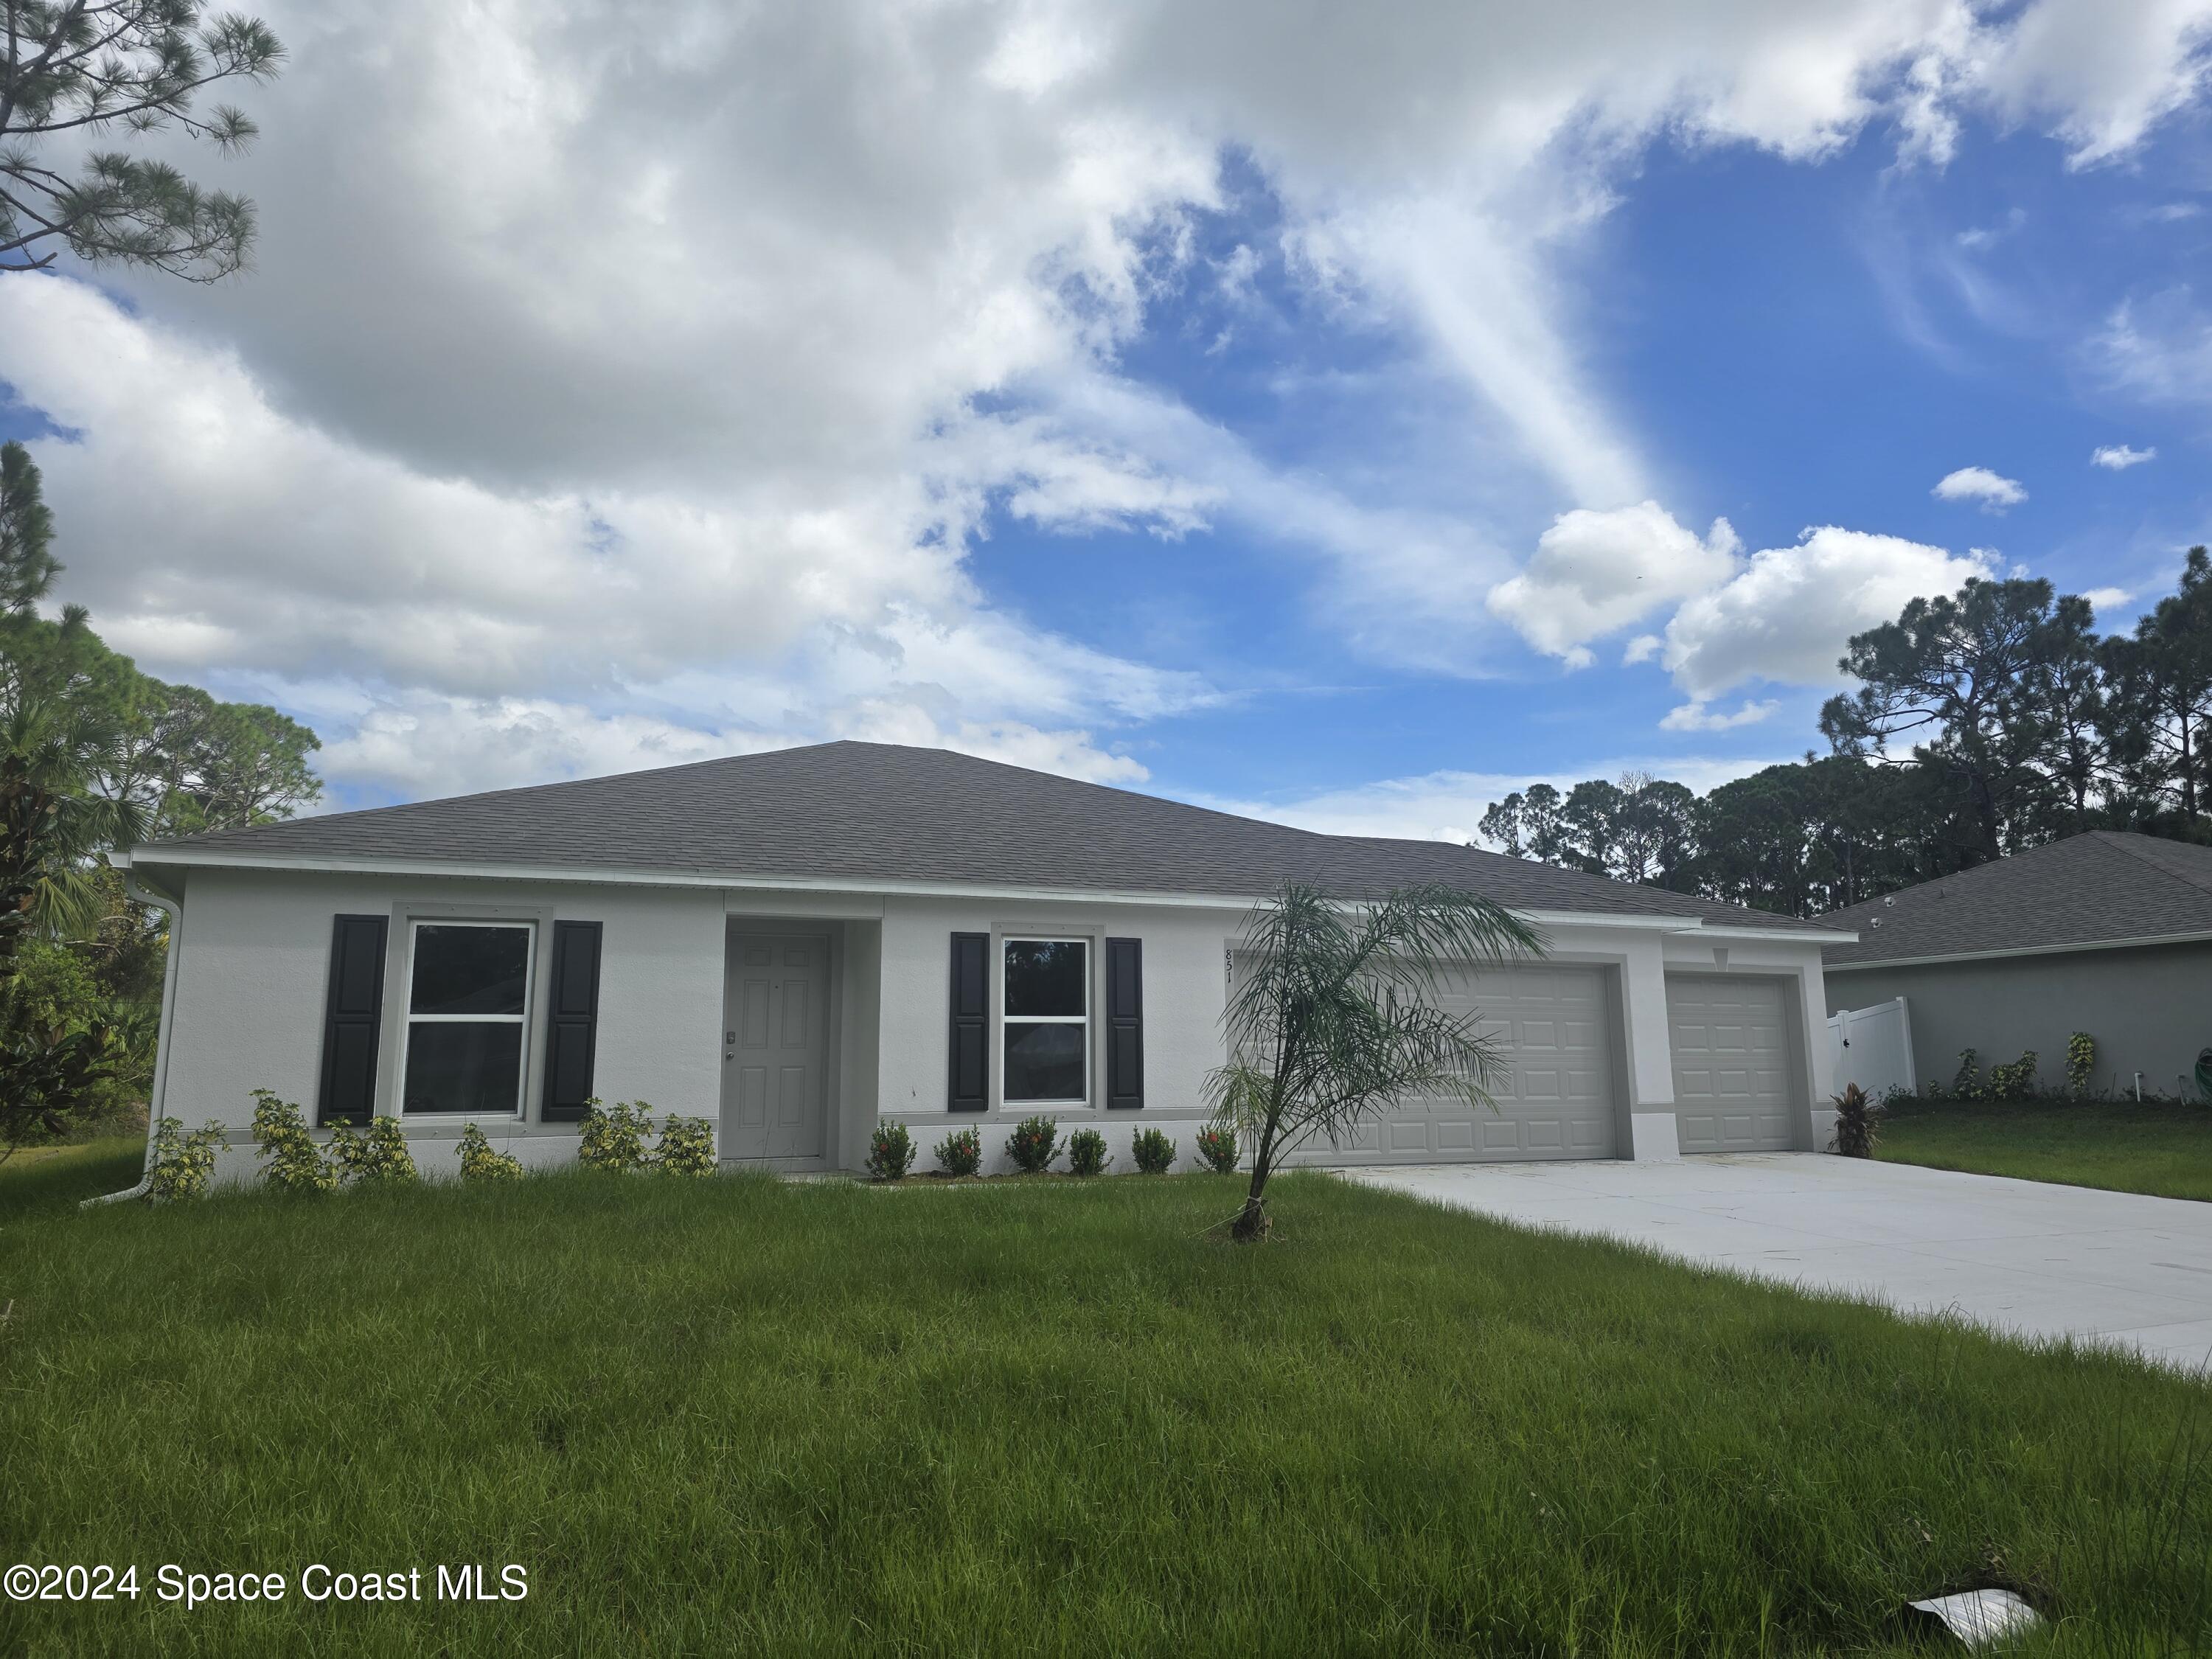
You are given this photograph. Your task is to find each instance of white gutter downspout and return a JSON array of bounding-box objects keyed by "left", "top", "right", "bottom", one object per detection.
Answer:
[{"left": 83, "top": 872, "right": 184, "bottom": 1206}]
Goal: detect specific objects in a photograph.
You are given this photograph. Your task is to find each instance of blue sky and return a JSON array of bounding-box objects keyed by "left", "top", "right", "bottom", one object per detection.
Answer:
[{"left": 0, "top": 0, "right": 2208, "bottom": 839}]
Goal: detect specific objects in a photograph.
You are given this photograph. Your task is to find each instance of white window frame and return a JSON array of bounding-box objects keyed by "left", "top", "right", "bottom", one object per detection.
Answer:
[
  {"left": 1001, "top": 935, "right": 1090, "bottom": 1107},
  {"left": 397, "top": 918, "right": 536, "bottom": 1120}
]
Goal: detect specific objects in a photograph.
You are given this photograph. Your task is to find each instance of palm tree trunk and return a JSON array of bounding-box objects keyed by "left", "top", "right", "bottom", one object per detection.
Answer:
[{"left": 1232, "top": 1113, "right": 1279, "bottom": 1242}]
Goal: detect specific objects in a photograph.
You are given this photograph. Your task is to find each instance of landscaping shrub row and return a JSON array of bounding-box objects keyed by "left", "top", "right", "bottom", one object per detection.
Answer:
[
  {"left": 147, "top": 1093, "right": 714, "bottom": 1200},
  {"left": 867, "top": 1116, "right": 1242, "bottom": 1181}
]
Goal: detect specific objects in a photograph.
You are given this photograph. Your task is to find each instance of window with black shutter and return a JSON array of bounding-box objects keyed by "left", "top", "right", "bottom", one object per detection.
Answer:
[
  {"left": 318, "top": 914, "right": 388, "bottom": 1126},
  {"left": 947, "top": 932, "right": 988, "bottom": 1110},
  {"left": 540, "top": 920, "right": 602, "bottom": 1122},
  {"left": 1105, "top": 937, "right": 1142, "bottom": 1110}
]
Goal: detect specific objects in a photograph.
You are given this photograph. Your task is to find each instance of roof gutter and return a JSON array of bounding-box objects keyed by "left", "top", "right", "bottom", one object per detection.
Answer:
[{"left": 83, "top": 871, "right": 185, "bottom": 1206}]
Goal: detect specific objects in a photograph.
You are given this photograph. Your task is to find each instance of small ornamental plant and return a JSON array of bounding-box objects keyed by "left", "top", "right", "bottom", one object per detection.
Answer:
[
  {"left": 1194, "top": 1124, "right": 1239, "bottom": 1175},
  {"left": 1987, "top": 1050, "right": 2039, "bottom": 1102},
  {"left": 249, "top": 1088, "right": 337, "bottom": 1194},
  {"left": 934, "top": 1126, "right": 982, "bottom": 1177},
  {"left": 1130, "top": 1127, "right": 1175, "bottom": 1175},
  {"left": 1066, "top": 1127, "right": 1109, "bottom": 1177},
  {"left": 2066, "top": 1032, "right": 2096, "bottom": 1096},
  {"left": 1951, "top": 1049, "right": 1981, "bottom": 1100},
  {"left": 577, "top": 1099, "right": 654, "bottom": 1172},
  {"left": 1829, "top": 1083, "right": 1881, "bottom": 1158},
  {"left": 456, "top": 1123, "right": 525, "bottom": 1183},
  {"left": 1005, "top": 1115, "right": 1060, "bottom": 1175},
  {"left": 654, "top": 1114, "right": 717, "bottom": 1176},
  {"left": 328, "top": 1116, "right": 419, "bottom": 1186},
  {"left": 147, "top": 1117, "right": 224, "bottom": 1201},
  {"left": 867, "top": 1121, "right": 916, "bottom": 1181}
]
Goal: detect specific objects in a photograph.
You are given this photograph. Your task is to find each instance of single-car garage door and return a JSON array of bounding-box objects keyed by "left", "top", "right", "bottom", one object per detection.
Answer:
[
  {"left": 1666, "top": 975, "right": 1796, "bottom": 1152},
  {"left": 1290, "top": 964, "right": 1617, "bottom": 1165}
]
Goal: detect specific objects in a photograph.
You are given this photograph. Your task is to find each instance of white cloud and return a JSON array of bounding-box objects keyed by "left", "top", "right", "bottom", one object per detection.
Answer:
[
  {"left": 1196, "top": 753, "right": 1792, "bottom": 844},
  {"left": 2083, "top": 585, "right": 2137, "bottom": 617},
  {"left": 1659, "top": 698, "right": 1778, "bottom": 732},
  {"left": 1487, "top": 502, "right": 1741, "bottom": 666},
  {"left": 1661, "top": 527, "right": 1996, "bottom": 701},
  {"left": 1970, "top": 0, "right": 2212, "bottom": 169},
  {"left": 2097, "top": 289, "right": 2212, "bottom": 407},
  {"left": 1622, "top": 633, "right": 1663, "bottom": 665},
  {"left": 2091, "top": 442, "right": 2159, "bottom": 468},
  {"left": 1932, "top": 465, "right": 2028, "bottom": 510},
  {"left": 6, "top": 0, "right": 2209, "bottom": 804}
]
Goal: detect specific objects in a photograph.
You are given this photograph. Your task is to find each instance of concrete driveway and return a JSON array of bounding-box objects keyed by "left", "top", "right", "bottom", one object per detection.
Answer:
[{"left": 1346, "top": 1155, "right": 2212, "bottom": 1372}]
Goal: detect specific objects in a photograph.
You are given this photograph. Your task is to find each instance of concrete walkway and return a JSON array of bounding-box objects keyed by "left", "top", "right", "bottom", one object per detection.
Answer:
[{"left": 1346, "top": 1154, "right": 2212, "bottom": 1372}]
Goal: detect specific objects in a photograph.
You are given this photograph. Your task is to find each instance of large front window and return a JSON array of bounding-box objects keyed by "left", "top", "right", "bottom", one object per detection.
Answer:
[
  {"left": 401, "top": 922, "right": 533, "bottom": 1116},
  {"left": 1003, "top": 938, "right": 1087, "bottom": 1104}
]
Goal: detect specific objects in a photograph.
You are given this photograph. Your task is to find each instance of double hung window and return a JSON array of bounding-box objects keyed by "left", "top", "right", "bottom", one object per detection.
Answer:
[
  {"left": 400, "top": 922, "right": 534, "bottom": 1116},
  {"left": 1002, "top": 937, "right": 1088, "bottom": 1105}
]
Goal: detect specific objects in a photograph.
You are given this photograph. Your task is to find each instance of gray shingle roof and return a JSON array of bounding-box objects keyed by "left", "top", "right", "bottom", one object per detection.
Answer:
[
  {"left": 1822, "top": 831, "right": 2212, "bottom": 966},
  {"left": 130, "top": 740, "right": 1829, "bottom": 931}
]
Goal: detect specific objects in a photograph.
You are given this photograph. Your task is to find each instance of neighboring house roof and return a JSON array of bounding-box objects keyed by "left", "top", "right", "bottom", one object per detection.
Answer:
[
  {"left": 1823, "top": 831, "right": 2212, "bottom": 967},
  {"left": 125, "top": 740, "right": 1834, "bottom": 933}
]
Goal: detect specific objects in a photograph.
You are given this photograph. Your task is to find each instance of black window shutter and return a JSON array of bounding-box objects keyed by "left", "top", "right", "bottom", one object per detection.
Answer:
[
  {"left": 1105, "top": 937, "right": 1143, "bottom": 1110},
  {"left": 541, "top": 921, "right": 603, "bottom": 1122},
  {"left": 318, "top": 914, "right": 388, "bottom": 1127},
  {"left": 948, "top": 931, "right": 989, "bottom": 1111}
]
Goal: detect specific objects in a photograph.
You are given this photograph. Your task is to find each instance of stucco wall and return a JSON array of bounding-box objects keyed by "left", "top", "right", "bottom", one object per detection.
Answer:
[
  {"left": 1826, "top": 941, "right": 2212, "bottom": 1099},
  {"left": 872, "top": 893, "right": 1240, "bottom": 1175},
  {"left": 161, "top": 866, "right": 726, "bottom": 1183}
]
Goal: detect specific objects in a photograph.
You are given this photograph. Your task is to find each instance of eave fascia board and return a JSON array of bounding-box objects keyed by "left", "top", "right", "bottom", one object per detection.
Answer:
[
  {"left": 1683, "top": 923, "right": 1860, "bottom": 945},
  {"left": 1824, "top": 927, "right": 2212, "bottom": 973},
  {"left": 118, "top": 845, "right": 1734, "bottom": 933}
]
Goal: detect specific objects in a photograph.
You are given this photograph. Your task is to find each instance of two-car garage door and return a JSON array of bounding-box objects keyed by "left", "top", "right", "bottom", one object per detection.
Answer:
[
  {"left": 1289, "top": 964, "right": 1617, "bottom": 1165},
  {"left": 1665, "top": 975, "right": 1797, "bottom": 1152}
]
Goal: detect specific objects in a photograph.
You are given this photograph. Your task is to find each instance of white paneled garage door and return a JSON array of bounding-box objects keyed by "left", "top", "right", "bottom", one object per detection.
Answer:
[
  {"left": 1287, "top": 964, "right": 1616, "bottom": 1165},
  {"left": 1666, "top": 975, "right": 1796, "bottom": 1153}
]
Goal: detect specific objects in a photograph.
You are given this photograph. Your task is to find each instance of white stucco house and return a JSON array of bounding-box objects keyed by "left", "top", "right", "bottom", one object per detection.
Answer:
[{"left": 114, "top": 742, "right": 1852, "bottom": 1183}]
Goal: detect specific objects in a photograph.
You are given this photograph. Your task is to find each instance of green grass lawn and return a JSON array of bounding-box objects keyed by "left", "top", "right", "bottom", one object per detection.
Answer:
[
  {"left": 1879, "top": 1096, "right": 2212, "bottom": 1202},
  {"left": 0, "top": 1138, "right": 146, "bottom": 1223},
  {"left": 2, "top": 1168, "right": 2209, "bottom": 1656}
]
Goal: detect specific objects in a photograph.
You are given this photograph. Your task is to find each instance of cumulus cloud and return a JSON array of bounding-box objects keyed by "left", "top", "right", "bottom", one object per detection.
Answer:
[
  {"left": 1660, "top": 527, "right": 1996, "bottom": 701},
  {"left": 6, "top": 0, "right": 2210, "bottom": 804},
  {"left": 1658, "top": 698, "right": 1778, "bottom": 732},
  {"left": 1932, "top": 465, "right": 2029, "bottom": 509},
  {"left": 1622, "top": 633, "right": 1663, "bottom": 665},
  {"left": 1487, "top": 503, "right": 1740, "bottom": 667},
  {"left": 2092, "top": 442, "right": 2159, "bottom": 468},
  {"left": 2083, "top": 586, "right": 2137, "bottom": 617}
]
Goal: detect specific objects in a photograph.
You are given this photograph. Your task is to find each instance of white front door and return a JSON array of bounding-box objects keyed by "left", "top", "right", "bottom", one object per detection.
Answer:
[{"left": 722, "top": 932, "right": 830, "bottom": 1162}]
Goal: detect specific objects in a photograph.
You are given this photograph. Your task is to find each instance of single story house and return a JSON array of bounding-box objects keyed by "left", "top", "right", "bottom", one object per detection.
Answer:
[
  {"left": 1822, "top": 830, "right": 2212, "bottom": 1099},
  {"left": 116, "top": 742, "right": 1851, "bottom": 1182}
]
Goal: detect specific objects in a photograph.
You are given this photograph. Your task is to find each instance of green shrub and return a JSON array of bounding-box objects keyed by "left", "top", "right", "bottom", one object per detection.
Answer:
[
  {"left": 577, "top": 1099, "right": 653, "bottom": 1172},
  {"left": 2067, "top": 1032, "right": 2096, "bottom": 1095},
  {"left": 1066, "top": 1127, "right": 1109, "bottom": 1177},
  {"left": 147, "top": 1117, "right": 224, "bottom": 1202},
  {"left": 249, "top": 1089, "right": 337, "bottom": 1194},
  {"left": 328, "top": 1116, "right": 419, "bottom": 1185},
  {"left": 456, "top": 1123, "right": 525, "bottom": 1183},
  {"left": 1005, "top": 1115, "right": 1060, "bottom": 1174},
  {"left": 1829, "top": 1083, "right": 1880, "bottom": 1158},
  {"left": 654, "top": 1114, "right": 717, "bottom": 1177},
  {"left": 1194, "top": 1124, "right": 1238, "bottom": 1174},
  {"left": 933, "top": 1126, "right": 981, "bottom": 1177},
  {"left": 1951, "top": 1048, "right": 1981, "bottom": 1099},
  {"left": 1130, "top": 1127, "right": 1175, "bottom": 1175},
  {"left": 867, "top": 1121, "right": 916, "bottom": 1180},
  {"left": 1987, "top": 1050, "right": 2039, "bottom": 1102}
]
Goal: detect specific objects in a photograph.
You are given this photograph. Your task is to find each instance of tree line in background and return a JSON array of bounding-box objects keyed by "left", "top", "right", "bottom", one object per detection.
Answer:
[
  {"left": 1481, "top": 549, "right": 2212, "bottom": 919},
  {"left": 0, "top": 440, "right": 320, "bottom": 1158}
]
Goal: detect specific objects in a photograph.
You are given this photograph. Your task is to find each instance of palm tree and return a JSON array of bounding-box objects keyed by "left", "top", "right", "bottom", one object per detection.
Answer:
[{"left": 1208, "top": 883, "right": 1545, "bottom": 1242}]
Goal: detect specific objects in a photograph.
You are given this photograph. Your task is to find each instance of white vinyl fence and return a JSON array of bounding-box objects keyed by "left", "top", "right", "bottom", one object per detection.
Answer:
[{"left": 1826, "top": 998, "right": 1916, "bottom": 1102}]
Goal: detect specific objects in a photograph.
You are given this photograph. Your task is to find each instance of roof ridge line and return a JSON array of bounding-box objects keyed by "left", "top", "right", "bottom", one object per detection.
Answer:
[{"left": 2096, "top": 830, "right": 2212, "bottom": 900}]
